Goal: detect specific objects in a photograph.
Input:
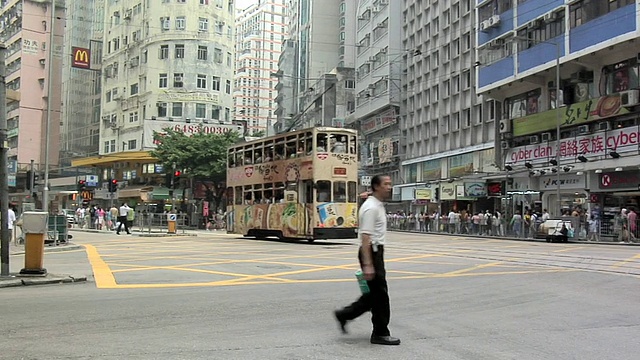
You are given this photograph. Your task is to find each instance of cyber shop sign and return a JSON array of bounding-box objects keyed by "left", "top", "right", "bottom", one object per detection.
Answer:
[{"left": 505, "top": 126, "right": 640, "bottom": 165}]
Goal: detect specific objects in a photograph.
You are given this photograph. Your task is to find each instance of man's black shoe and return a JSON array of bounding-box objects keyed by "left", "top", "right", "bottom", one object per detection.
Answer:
[
  {"left": 333, "top": 310, "right": 347, "bottom": 334},
  {"left": 370, "top": 335, "right": 401, "bottom": 345}
]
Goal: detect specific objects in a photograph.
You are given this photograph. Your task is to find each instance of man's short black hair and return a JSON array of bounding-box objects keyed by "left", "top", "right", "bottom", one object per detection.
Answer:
[{"left": 371, "top": 174, "right": 389, "bottom": 191}]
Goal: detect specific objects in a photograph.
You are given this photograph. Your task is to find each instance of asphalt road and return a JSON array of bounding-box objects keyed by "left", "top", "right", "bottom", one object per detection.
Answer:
[{"left": 1, "top": 231, "right": 639, "bottom": 360}]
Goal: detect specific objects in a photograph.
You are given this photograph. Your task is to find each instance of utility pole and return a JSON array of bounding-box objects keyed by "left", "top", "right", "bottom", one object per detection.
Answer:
[
  {"left": 0, "top": 44, "right": 10, "bottom": 276},
  {"left": 42, "top": 0, "right": 56, "bottom": 213}
]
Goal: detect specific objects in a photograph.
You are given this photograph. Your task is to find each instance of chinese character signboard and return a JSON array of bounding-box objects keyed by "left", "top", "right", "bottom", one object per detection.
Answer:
[
  {"left": 512, "top": 93, "right": 630, "bottom": 137},
  {"left": 598, "top": 171, "right": 640, "bottom": 190},
  {"left": 72, "top": 47, "right": 91, "bottom": 69},
  {"left": 505, "top": 126, "right": 640, "bottom": 165}
]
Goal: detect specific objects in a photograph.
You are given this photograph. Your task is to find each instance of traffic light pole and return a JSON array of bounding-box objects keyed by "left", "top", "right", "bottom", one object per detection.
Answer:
[{"left": 0, "top": 44, "right": 10, "bottom": 276}]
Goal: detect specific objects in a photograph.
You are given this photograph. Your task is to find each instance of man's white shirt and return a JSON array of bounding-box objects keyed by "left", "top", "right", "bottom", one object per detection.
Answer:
[{"left": 359, "top": 195, "right": 386, "bottom": 248}]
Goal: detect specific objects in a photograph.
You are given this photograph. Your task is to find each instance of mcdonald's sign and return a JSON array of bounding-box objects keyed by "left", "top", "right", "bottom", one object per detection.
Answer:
[{"left": 72, "top": 47, "right": 90, "bottom": 69}]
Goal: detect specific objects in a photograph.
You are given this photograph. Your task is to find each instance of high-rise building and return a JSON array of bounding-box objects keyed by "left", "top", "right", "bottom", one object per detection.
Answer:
[
  {"left": 234, "top": 0, "right": 287, "bottom": 136},
  {"left": 349, "top": 0, "right": 403, "bottom": 184},
  {"left": 398, "top": 0, "right": 497, "bottom": 214},
  {"left": 72, "top": 0, "right": 238, "bottom": 198},
  {"left": 274, "top": 0, "right": 349, "bottom": 132},
  {"left": 476, "top": 0, "right": 640, "bottom": 228},
  {"left": 60, "top": 0, "right": 104, "bottom": 170},
  {"left": 1, "top": 0, "right": 64, "bottom": 197}
]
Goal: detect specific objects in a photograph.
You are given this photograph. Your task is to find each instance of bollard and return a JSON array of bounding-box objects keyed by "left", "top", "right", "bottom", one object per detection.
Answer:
[
  {"left": 167, "top": 213, "right": 177, "bottom": 234},
  {"left": 19, "top": 212, "right": 48, "bottom": 275}
]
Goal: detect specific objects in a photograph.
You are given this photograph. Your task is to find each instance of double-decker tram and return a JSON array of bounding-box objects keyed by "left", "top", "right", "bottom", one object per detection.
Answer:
[{"left": 226, "top": 127, "right": 359, "bottom": 242}]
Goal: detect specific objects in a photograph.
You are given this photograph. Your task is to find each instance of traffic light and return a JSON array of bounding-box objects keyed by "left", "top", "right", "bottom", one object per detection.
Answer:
[
  {"left": 172, "top": 170, "right": 181, "bottom": 189},
  {"left": 108, "top": 178, "right": 118, "bottom": 192},
  {"left": 77, "top": 179, "right": 86, "bottom": 192},
  {"left": 26, "top": 171, "right": 32, "bottom": 190}
]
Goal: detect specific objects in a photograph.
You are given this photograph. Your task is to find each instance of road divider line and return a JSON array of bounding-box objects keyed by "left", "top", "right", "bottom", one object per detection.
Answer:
[
  {"left": 611, "top": 253, "right": 640, "bottom": 268},
  {"left": 84, "top": 244, "right": 117, "bottom": 289}
]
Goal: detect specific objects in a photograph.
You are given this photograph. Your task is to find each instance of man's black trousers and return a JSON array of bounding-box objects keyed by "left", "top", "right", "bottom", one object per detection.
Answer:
[{"left": 338, "top": 245, "right": 390, "bottom": 337}]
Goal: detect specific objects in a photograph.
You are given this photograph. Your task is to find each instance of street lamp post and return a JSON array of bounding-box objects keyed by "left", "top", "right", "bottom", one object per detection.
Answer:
[
  {"left": 512, "top": 36, "right": 563, "bottom": 217},
  {"left": 42, "top": 0, "right": 56, "bottom": 213}
]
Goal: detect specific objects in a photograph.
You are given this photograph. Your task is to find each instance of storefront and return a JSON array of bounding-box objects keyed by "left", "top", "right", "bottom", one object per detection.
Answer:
[
  {"left": 540, "top": 174, "right": 588, "bottom": 217},
  {"left": 590, "top": 170, "right": 640, "bottom": 238}
]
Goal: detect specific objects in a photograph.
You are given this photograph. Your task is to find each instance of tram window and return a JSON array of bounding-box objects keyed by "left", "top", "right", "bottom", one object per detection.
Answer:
[
  {"left": 303, "top": 180, "right": 314, "bottom": 203},
  {"left": 274, "top": 182, "right": 285, "bottom": 203},
  {"left": 236, "top": 152, "right": 244, "bottom": 166},
  {"left": 274, "top": 142, "right": 285, "bottom": 160},
  {"left": 227, "top": 187, "right": 234, "bottom": 205},
  {"left": 286, "top": 135, "right": 297, "bottom": 158},
  {"left": 264, "top": 144, "right": 274, "bottom": 161},
  {"left": 331, "top": 134, "right": 347, "bottom": 153},
  {"left": 316, "top": 180, "right": 331, "bottom": 202},
  {"left": 244, "top": 147, "right": 253, "bottom": 165},
  {"left": 305, "top": 132, "right": 313, "bottom": 154},
  {"left": 316, "top": 133, "right": 328, "bottom": 152},
  {"left": 254, "top": 190, "right": 263, "bottom": 203},
  {"left": 254, "top": 144, "right": 263, "bottom": 163},
  {"left": 235, "top": 187, "right": 242, "bottom": 205},
  {"left": 349, "top": 136, "right": 357, "bottom": 154},
  {"left": 228, "top": 150, "right": 235, "bottom": 168},
  {"left": 333, "top": 181, "right": 347, "bottom": 203},
  {"left": 347, "top": 181, "right": 357, "bottom": 203}
]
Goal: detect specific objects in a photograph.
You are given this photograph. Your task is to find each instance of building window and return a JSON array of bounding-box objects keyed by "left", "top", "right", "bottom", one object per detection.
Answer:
[
  {"left": 157, "top": 102, "right": 168, "bottom": 117},
  {"left": 212, "top": 76, "right": 221, "bottom": 91},
  {"left": 198, "top": 46, "right": 208, "bottom": 60},
  {"left": 129, "top": 112, "right": 138, "bottom": 123},
  {"left": 214, "top": 48, "right": 223, "bottom": 63},
  {"left": 128, "top": 140, "right": 137, "bottom": 150},
  {"left": 159, "top": 45, "right": 168, "bottom": 59},
  {"left": 196, "top": 103, "right": 207, "bottom": 118},
  {"left": 569, "top": 0, "right": 634, "bottom": 28},
  {"left": 104, "top": 141, "right": 110, "bottom": 154},
  {"left": 225, "top": 80, "right": 231, "bottom": 94},
  {"left": 197, "top": 74, "right": 207, "bottom": 89},
  {"left": 174, "top": 73, "right": 184, "bottom": 87},
  {"left": 199, "top": 18, "right": 209, "bottom": 32},
  {"left": 130, "top": 83, "right": 139, "bottom": 95},
  {"left": 200, "top": 0, "right": 209, "bottom": 4},
  {"left": 172, "top": 102, "right": 183, "bottom": 117},
  {"left": 211, "top": 106, "right": 220, "bottom": 120},
  {"left": 505, "top": 89, "right": 541, "bottom": 119},
  {"left": 175, "top": 44, "right": 185, "bottom": 58},
  {"left": 110, "top": 140, "right": 116, "bottom": 153},
  {"left": 176, "top": 16, "right": 185, "bottom": 30},
  {"left": 159, "top": 73, "right": 168, "bottom": 88},
  {"left": 479, "top": 0, "right": 512, "bottom": 23}
]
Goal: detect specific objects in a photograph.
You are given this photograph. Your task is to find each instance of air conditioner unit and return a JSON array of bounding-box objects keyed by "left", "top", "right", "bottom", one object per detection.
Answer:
[
  {"left": 380, "top": 48, "right": 387, "bottom": 54},
  {"left": 489, "top": 38, "right": 504, "bottom": 48},
  {"left": 488, "top": 15, "right": 501, "bottom": 27},
  {"left": 479, "top": 20, "right": 488, "bottom": 31},
  {"left": 39, "top": 58, "right": 45, "bottom": 65},
  {"left": 124, "top": 9, "right": 132, "bottom": 20},
  {"left": 500, "top": 140, "right": 510, "bottom": 150},
  {"left": 372, "top": 6, "right": 381, "bottom": 12},
  {"left": 377, "top": 22, "right": 385, "bottom": 28},
  {"left": 620, "top": 89, "right": 640, "bottom": 107},
  {"left": 543, "top": 12, "right": 557, "bottom": 23},
  {"left": 129, "top": 57, "right": 139, "bottom": 67},
  {"left": 380, "top": 0, "right": 389, "bottom": 4},
  {"left": 498, "top": 119, "right": 511, "bottom": 134},
  {"left": 174, "top": 76, "right": 183, "bottom": 82},
  {"left": 577, "top": 124, "right": 590, "bottom": 134},
  {"left": 527, "top": 19, "right": 540, "bottom": 29},
  {"left": 367, "top": 83, "right": 376, "bottom": 89},
  {"left": 368, "top": 56, "right": 377, "bottom": 62},
  {"left": 357, "top": 15, "right": 366, "bottom": 20},
  {"left": 109, "top": 121, "right": 118, "bottom": 129},
  {"left": 597, "top": 121, "right": 611, "bottom": 131},
  {"left": 101, "top": 115, "right": 110, "bottom": 122},
  {"left": 529, "top": 135, "right": 540, "bottom": 144},
  {"left": 541, "top": 132, "right": 551, "bottom": 142}
]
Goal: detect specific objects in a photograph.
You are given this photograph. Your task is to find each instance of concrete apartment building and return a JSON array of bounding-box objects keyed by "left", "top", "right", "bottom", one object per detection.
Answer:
[
  {"left": 72, "top": 0, "right": 239, "bottom": 201},
  {"left": 60, "top": 0, "right": 104, "bottom": 170},
  {"left": 349, "top": 0, "right": 403, "bottom": 184},
  {"left": 1, "top": 0, "right": 64, "bottom": 201},
  {"left": 476, "top": 0, "right": 640, "bottom": 237},
  {"left": 274, "top": 0, "right": 353, "bottom": 132},
  {"left": 234, "top": 0, "right": 287, "bottom": 136},
  {"left": 397, "top": 0, "right": 497, "bottom": 214}
]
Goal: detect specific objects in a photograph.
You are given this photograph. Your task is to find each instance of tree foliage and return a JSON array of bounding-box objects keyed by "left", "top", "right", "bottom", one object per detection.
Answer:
[
  {"left": 151, "top": 128, "right": 240, "bottom": 181},
  {"left": 150, "top": 127, "right": 241, "bottom": 208}
]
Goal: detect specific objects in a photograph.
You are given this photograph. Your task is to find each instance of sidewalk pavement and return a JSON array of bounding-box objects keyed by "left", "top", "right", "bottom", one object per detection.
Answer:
[
  {"left": 69, "top": 227, "right": 198, "bottom": 237},
  {"left": 1, "top": 242, "right": 88, "bottom": 289},
  {"left": 390, "top": 229, "right": 640, "bottom": 246}
]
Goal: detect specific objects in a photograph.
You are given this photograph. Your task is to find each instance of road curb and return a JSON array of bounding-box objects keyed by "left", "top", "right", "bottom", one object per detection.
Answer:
[
  {"left": 390, "top": 230, "right": 640, "bottom": 246},
  {"left": 10, "top": 244, "right": 83, "bottom": 256},
  {"left": 70, "top": 229, "right": 197, "bottom": 237},
  {"left": 0, "top": 274, "right": 88, "bottom": 288}
]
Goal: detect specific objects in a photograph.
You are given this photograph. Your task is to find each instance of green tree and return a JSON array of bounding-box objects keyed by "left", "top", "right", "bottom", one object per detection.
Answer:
[
  {"left": 251, "top": 130, "right": 266, "bottom": 138},
  {"left": 150, "top": 127, "right": 241, "bottom": 210}
]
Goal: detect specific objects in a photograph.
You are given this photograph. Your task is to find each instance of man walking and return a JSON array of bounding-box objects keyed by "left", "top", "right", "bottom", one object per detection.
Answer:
[
  {"left": 116, "top": 203, "right": 131, "bottom": 235},
  {"left": 334, "top": 175, "right": 400, "bottom": 346}
]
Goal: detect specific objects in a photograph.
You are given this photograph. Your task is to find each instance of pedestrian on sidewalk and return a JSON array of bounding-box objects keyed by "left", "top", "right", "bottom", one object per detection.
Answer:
[
  {"left": 116, "top": 203, "right": 131, "bottom": 235},
  {"left": 334, "top": 175, "right": 401, "bottom": 346}
]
